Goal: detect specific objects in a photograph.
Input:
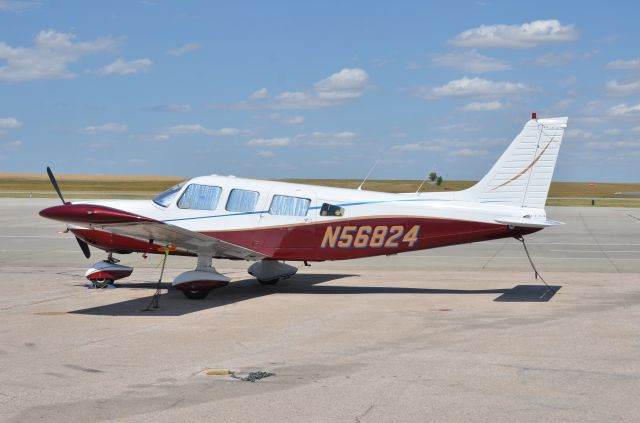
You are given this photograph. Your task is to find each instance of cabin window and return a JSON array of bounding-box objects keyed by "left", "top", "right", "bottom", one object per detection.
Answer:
[
  {"left": 152, "top": 182, "right": 185, "bottom": 207},
  {"left": 177, "top": 184, "right": 222, "bottom": 210},
  {"left": 320, "top": 203, "right": 345, "bottom": 217},
  {"left": 269, "top": 195, "right": 311, "bottom": 217},
  {"left": 226, "top": 189, "right": 259, "bottom": 212}
]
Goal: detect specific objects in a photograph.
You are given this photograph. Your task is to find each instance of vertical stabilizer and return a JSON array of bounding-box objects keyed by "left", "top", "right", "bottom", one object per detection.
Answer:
[{"left": 462, "top": 115, "right": 568, "bottom": 209}]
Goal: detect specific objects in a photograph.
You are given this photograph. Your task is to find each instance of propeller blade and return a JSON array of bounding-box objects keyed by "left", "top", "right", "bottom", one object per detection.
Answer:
[
  {"left": 46, "top": 166, "right": 66, "bottom": 204},
  {"left": 75, "top": 237, "right": 91, "bottom": 259}
]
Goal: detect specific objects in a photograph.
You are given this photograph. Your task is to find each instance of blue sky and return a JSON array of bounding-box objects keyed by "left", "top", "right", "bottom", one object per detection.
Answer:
[{"left": 1, "top": 0, "right": 639, "bottom": 182}]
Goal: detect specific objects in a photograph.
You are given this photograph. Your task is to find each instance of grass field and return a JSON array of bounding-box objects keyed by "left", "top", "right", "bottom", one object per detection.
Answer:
[{"left": 1, "top": 173, "right": 638, "bottom": 206}]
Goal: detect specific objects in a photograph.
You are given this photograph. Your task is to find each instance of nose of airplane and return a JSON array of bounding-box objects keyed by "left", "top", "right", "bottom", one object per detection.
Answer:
[
  {"left": 39, "top": 203, "right": 153, "bottom": 224},
  {"left": 39, "top": 204, "right": 74, "bottom": 221}
]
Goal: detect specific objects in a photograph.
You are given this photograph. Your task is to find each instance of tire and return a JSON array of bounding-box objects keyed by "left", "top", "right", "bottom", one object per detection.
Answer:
[
  {"left": 182, "top": 289, "right": 210, "bottom": 300},
  {"left": 258, "top": 278, "right": 279, "bottom": 285},
  {"left": 91, "top": 278, "right": 113, "bottom": 288}
]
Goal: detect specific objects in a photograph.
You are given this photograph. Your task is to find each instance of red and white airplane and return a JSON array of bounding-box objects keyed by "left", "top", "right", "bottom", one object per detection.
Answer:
[{"left": 40, "top": 114, "right": 567, "bottom": 299}]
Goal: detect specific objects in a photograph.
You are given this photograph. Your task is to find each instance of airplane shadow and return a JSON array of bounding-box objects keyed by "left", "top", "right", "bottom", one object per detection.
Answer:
[{"left": 69, "top": 274, "right": 561, "bottom": 317}]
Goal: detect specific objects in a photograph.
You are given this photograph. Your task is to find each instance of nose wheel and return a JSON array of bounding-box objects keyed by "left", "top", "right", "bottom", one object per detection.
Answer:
[
  {"left": 85, "top": 253, "right": 133, "bottom": 288},
  {"left": 90, "top": 278, "right": 114, "bottom": 289}
]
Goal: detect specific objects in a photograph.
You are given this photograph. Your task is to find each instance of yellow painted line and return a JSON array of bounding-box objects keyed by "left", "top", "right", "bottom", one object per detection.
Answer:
[
  {"left": 205, "top": 369, "right": 231, "bottom": 376},
  {"left": 33, "top": 311, "right": 67, "bottom": 316}
]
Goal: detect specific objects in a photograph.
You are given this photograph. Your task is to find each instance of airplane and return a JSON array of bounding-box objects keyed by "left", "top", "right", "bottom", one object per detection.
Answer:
[{"left": 40, "top": 113, "right": 567, "bottom": 299}]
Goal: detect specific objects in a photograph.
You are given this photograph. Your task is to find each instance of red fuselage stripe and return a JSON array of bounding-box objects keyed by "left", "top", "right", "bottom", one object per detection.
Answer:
[{"left": 73, "top": 217, "right": 539, "bottom": 261}]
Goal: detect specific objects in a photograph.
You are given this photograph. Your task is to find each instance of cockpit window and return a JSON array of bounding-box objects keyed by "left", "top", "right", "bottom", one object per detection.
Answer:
[{"left": 152, "top": 182, "right": 185, "bottom": 207}]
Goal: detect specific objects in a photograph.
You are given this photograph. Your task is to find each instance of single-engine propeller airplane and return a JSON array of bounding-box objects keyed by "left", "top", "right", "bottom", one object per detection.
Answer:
[{"left": 40, "top": 113, "right": 567, "bottom": 299}]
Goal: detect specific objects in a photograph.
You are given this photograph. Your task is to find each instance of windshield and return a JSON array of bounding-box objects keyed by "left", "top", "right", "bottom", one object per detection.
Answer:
[{"left": 152, "top": 182, "right": 185, "bottom": 207}]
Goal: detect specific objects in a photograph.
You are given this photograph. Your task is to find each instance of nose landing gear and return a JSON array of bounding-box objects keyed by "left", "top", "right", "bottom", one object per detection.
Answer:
[{"left": 85, "top": 253, "right": 133, "bottom": 288}]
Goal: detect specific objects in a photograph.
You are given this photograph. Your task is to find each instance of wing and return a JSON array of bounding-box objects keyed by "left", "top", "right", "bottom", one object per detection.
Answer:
[
  {"left": 40, "top": 203, "right": 266, "bottom": 260},
  {"left": 96, "top": 221, "right": 266, "bottom": 260}
]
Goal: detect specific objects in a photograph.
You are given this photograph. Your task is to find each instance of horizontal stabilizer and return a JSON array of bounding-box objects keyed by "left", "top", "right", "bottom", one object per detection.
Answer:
[{"left": 495, "top": 217, "right": 564, "bottom": 228}]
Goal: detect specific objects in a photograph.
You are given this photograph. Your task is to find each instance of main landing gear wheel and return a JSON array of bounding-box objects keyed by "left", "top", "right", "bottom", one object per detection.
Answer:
[
  {"left": 90, "top": 278, "right": 113, "bottom": 289},
  {"left": 182, "top": 289, "right": 211, "bottom": 300},
  {"left": 258, "top": 278, "right": 280, "bottom": 285}
]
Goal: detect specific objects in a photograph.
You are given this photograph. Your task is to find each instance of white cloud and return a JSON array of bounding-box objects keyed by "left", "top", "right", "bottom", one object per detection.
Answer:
[
  {"left": 436, "top": 123, "right": 480, "bottom": 132},
  {"left": 554, "top": 99, "right": 574, "bottom": 110},
  {"left": 603, "top": 128, "right": 622, "bottom": 135},
  {"left": 246, "top": 137, "right": 291, "bottom": 147},
  {"left": 585, "top": 140, "right": 640, "bottom": 150},
  {"left": 313, "top": 68, "right": 369, "bottom": 101},
  {"left": 250, "top": 88, "right": 269, "bottom": 100},
  {"left": 294, "top": 131, "right": 357, "bottom": 146},
  {"left": 449, "top": 148, "right": 488, "bottom": 157},
  {"left": 606, "top": 59, "right": 640, "bottom": 70},
  {"left": 605, "top": 78, "right": 640, "bottom": 96},
  {"left": 166, "top": 42, "right": 201, "bottom": 56},
  {"left": 418, "top": 77, "right": 530, "bottom": 99},
  {"left": 257, "top": 150, "right": 275, "bottom": 158},
  {"left": 564, "top": 128, "right": 594, "bottom": 140},
  {"left": 147, "top": 104, "right": 192, "bottom": 113},
  {"left": 0, "top": 29, "right": 118, "bottom": 82},
  {"left": 0, "top": 117, "right": 22, "bottom": 128},
  {"left": 450, "top": 19, "right": 577, "bottom": 48},
  {"left": 81, "top": 122, "right": 128, "bottom": 134},
  {"left": 530, "top": 51, "right": 591, "bottom": 66},
  {"left": 461, "top": 100, "right": 503, "bottom": 111},
  {"left": 392, "top": 142, "right": 446, "bottom": 152},
  {"left": 155, "top": 124, "right": 245, "bottom": 139},
  {"left": 2, "top": 139, "right": 22, "bottom": 150},
  {"left": 432, "top": 50, "right": 510, "bottom": 73},
  {"left": 392, "top": 138, "right": 492, "bottom": 153},
  {"left": 606, "top": 103, "right": 640, "bottom": 117},
  {"left": 0, "top": 1, "right": 40, "bottom": 13},
  {"left": 285, "top": 115, "right": 304, "bottom": 124},
  {"left": 214, "top": 127, "right": 241, "bottom": 136},
  {"left": 97, "top": 58, "right": 152, "bottom": 76},
  {"left": 246, "top": 131, "right": 357, "bottom": 148},
  {"left": 256, "top": 112, "right": 305, "bottom": 125},
  {"left": 238, "top": 68, "right": 370, "bottom": 109}
]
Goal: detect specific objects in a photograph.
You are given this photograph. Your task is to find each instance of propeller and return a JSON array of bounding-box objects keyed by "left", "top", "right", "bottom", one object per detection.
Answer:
[
  {"left": 75, "top": 236, "right": 91, "bottom": 259},
  {"left": 46, "top": 167, "right": 91, "bottom": 259},
  {"left": 46, "top": 166, "right": 67, "bottom": 204}
]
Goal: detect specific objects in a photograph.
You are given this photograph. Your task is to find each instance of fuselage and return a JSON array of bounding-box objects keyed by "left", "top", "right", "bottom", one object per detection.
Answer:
[{"left": 64, "top": 175, "right": 542, "bottom": 261}]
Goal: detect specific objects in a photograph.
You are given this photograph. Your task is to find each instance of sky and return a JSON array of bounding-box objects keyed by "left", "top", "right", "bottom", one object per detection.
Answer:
[{"left": 1, "top": 0, "right": 639, "bottom": 182}]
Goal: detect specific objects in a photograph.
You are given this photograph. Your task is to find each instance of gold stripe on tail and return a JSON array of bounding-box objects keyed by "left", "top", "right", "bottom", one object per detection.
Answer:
[{"left": 490, "top": 137, "right": 554, "bottom": 191}]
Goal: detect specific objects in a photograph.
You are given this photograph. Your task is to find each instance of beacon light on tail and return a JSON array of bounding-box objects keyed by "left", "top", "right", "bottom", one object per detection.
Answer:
[{"left": 40, "top": 114, "right": 568, "bottom": 299}]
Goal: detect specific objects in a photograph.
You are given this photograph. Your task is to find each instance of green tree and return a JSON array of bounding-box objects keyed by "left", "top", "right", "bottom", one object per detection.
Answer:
[
  {"left": 436, "top": 176, "right": 443, "bottom": 186},
  {"left": 428, "top": 172, "right": 437, "bottom": 182}
]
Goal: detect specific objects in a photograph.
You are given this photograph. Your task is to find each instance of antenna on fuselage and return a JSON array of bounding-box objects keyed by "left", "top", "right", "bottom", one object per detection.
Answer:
[
  {"left": 357, "top": 159, "right": 380, "bottom": 190},
  {"left": 415, "top": 164, "right": 437, "bottom": 194}
]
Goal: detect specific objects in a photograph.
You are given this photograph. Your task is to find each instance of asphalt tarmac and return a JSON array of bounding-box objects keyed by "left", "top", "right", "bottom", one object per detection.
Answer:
[{"left": 1, "top": 199, "right": 639, "bottom": 422}]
